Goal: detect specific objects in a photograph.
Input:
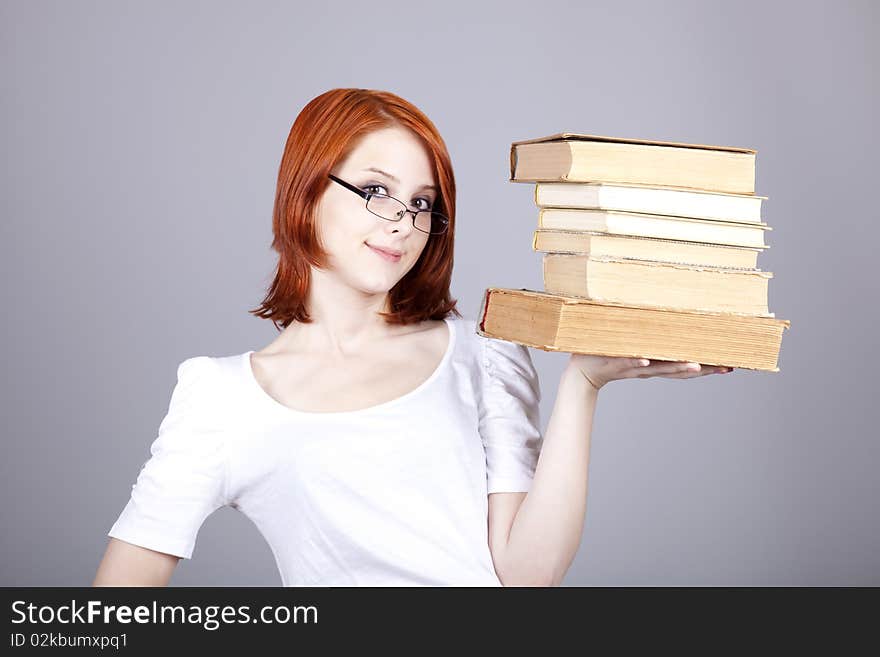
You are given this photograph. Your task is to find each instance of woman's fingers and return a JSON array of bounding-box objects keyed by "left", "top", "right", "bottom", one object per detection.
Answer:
[
  {"left": 659, "top": 364, "right": 732, "bottom": 378},
  {"left": 630, "top": 361, "right": 695, "bottom": 378},
  {"left": 622, "top": 360, "right": 732, "bottom": 379}
]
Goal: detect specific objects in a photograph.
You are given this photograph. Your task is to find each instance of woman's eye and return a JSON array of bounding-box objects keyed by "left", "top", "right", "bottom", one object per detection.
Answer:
[{"left": 363, "top": 184, "right": 433, "bottom": 209}]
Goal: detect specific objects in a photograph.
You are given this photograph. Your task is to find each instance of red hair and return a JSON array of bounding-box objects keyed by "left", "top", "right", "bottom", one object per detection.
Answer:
[{"left": 249, "top": 88, "right": 461, "bottom": 330}]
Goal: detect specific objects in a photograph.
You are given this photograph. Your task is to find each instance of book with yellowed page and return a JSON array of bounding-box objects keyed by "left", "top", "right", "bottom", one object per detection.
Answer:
[
  {"left": 509, "top": 133, "right": 757, "bottom": 195},
  {"left": 542, "top": 253, "right": 772, "bottom": 316},
  {"left": 532, "top": 229, "right": 762, "bottom": 269},
  {"left": 476, "top": 287, "right": 790, "bottom": 372},
  {"left": 534, "top": 181, "right": 765, "bottom": 223},
  {"left": 539, "top": 207, "right": 769, "bottom": 248}
]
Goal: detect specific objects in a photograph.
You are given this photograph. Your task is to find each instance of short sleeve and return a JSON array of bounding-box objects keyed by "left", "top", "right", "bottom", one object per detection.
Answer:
[
  {"left": 107, "top": 356, "right": 229, "bottom": 559},
  {"left": 477, "top": 335, "right": 544, "bottom": 494}
]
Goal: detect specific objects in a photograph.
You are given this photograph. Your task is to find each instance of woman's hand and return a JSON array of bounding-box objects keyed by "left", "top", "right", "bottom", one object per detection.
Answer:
[{"left": 569, "top": 353, "right": 733, "bottom": 391}]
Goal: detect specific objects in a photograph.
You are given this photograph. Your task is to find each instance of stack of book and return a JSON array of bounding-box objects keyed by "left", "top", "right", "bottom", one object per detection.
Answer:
[{"left": 476, "top": 133, "right": 790, "bottom": 372}]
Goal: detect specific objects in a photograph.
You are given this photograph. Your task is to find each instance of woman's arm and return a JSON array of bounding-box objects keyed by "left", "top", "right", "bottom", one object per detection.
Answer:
[
  {"left": 490, "top": 355, "right": 730, "bottom": 586},
  {"left": 92, "top": 538, "right": 180, "bottom": 587}
]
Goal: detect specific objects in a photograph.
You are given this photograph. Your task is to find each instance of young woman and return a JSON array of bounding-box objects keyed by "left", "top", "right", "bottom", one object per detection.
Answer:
[{"left": 92, "top": 88, "right": 730, "bottom": 587}]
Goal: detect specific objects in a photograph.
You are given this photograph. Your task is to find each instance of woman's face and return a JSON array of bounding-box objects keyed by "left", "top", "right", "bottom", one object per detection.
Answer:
[{"left": 316, "top": 125, "right": 437, "bottom": 296}]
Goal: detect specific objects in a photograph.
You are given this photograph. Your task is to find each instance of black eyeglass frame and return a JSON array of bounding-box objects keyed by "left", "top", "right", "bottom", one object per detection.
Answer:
[{"left": 327, "top": 173, "right": 450, "bottom": 236}]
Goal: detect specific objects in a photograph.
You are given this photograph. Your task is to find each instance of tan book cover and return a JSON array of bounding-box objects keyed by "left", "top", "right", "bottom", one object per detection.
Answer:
[
  {"left": 542, "top": 253, "right": 772, "bottom": 316},
  {"left": 510, "top": 132, "right": 757, "bottom": 195},
  {"left": 538, "top": 207, "right": 770, "bottom": 248},
  {"left": 534, "top": 181, "right": 766, "bottom": 224},
  {"left": 476, "top": 287, "right": 790, "bottom": 372},
  {"left": 532, "top": 229, "right": 762, "bottom": 269}
]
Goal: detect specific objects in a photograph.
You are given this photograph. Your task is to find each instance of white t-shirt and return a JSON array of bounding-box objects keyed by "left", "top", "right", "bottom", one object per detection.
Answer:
[{"left": 107, "top": 316, "right": 543, "bottom": 586}]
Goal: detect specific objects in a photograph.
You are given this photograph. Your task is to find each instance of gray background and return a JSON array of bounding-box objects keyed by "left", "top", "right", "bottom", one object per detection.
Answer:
[{"left": 2, "top": 0, "right": 877, "bottom": 586}]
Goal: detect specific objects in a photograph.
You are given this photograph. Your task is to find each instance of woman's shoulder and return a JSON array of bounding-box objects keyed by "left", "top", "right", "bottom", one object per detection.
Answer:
[
  {"left": 174, "top": 352, "right": 243, "bottom": 383},
  {"left": 446, "top": 314, "right": 519, "bottom": 372},
  {"left": 169, "top": 351, "right": 252, "bottom": 412},
  {"left": 445, "top": 314, "right": 516, "bottom": 353},
  {"left": 447, "top": 315, "right": 538, "bottom": 382},
  {"left": 444, "top": 315, "right": 478, "bottom": 351}
]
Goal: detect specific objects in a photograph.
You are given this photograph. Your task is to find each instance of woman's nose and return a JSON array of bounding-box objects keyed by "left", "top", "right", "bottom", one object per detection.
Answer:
[{"left": 386, "top": 211, "right": 416, "bottom": 236}]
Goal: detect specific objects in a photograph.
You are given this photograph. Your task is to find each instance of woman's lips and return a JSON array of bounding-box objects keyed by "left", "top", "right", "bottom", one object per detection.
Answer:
[{"left": 366, "top": 243, "right": 402, "bottom": 262}]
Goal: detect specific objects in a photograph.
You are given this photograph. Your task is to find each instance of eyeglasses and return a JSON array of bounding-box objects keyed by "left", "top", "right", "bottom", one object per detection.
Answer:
[{"left": 328, "top": 174, "right": 450, "bottom": 236}]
